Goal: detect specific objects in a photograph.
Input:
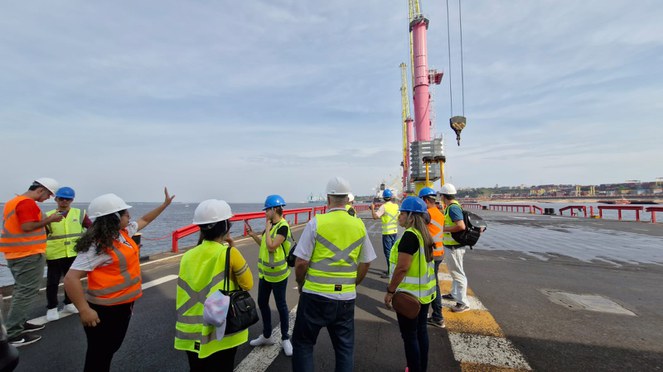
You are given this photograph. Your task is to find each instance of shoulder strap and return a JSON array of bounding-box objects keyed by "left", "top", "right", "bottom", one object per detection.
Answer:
[{"left": 224, "top": 246, "right": 232, "bottom": 292}]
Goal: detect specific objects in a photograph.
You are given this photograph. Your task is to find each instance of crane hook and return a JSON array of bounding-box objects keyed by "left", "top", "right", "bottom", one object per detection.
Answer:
[{"left": 450, "top": 116, "right": 466, "bottom": 146}]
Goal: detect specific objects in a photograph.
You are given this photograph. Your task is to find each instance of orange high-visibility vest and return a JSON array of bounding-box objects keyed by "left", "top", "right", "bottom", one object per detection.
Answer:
[
  {"left": 86, "top": 230, "right": 142, "bottom": 306},
  {"left": 0, "top": 195, "right": 47, "bottom": 259},
  {"left": 427, "top": 206, "right": 445, "bottom": 258}
]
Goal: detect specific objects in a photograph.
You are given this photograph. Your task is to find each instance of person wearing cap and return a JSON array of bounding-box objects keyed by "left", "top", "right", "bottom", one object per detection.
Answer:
[
  {"left": 64, "top": 188, "right": 174, "bottom": 371},
  {"left": 418, "top": 187, "right": 445, "bottom": 328},
  {"left": 345, "top": 193, "right": 357, "bottom": 217},
  {"left": 175, "top": 199, "right": 254, "bottom": 371},
  {"left": 439, "top": 183, "right": 469, "bottom": 313},
  {"left": 0, "top": 177, "right": 63, "bottom": 347},
  {"left": 370, "top": 188, "right": 399, "bottom": 278},
  {"left": 384, "top": 196, "right": 437, "bottom": 372},
  {"left": 291, "top": 177, "right": 376, "bottom": 372},
  {"left": 44, "top": 186, "right": 93, "bottom": 322},
  {"left": 246, "top": 195, "right": 293, "bottom": 356}
]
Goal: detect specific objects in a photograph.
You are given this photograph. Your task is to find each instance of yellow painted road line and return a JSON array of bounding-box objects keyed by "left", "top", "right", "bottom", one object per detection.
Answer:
[{"left": 439, "top": 263, "right": 532, "bottom": 370}]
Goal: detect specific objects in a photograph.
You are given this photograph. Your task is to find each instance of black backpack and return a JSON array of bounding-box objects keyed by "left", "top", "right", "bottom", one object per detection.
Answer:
[{"left": 451, "top": 210, "right": 487, "bottom": 248}]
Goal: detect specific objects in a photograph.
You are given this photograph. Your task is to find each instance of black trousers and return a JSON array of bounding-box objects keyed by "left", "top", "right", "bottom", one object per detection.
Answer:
[
  {"left": 83, "top": 302, "right": 134, "bottom": 372},
  {"left": 46, "top": 257, "right": 76, "bottom": 309},
  {"left": 186, "top": 348, "right": 237, "bottom": 372}
]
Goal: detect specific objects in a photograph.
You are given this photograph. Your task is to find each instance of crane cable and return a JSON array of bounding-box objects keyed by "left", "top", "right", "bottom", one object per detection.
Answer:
[{"left": 446, "top": 0, "right": 465, "bottom": 116}]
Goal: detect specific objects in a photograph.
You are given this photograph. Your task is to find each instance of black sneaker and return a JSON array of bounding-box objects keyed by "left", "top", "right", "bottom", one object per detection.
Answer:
[
  {"left": 426, "top": 317, "right": 445, "bottom": 328},
  {"left": 22, "top": 322, "right": 45, "bottom": 333},
  {"left": 441, "top": 293, "right": 455, "bottom": 300},
  {"left": 9, "top": 333, "right": 42, "bottom": 347}
]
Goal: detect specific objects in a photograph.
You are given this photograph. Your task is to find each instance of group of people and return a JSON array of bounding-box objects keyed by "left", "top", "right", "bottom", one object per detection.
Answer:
[{"left": 0, "top": 176, "right": 471, "bottom": 372}]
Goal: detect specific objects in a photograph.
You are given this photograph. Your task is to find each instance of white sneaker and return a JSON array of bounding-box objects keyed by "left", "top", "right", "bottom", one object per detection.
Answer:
[
  {"left": 282, "top": 339, "right": 293, "bottom": 356},
  {"left": 63, "top": 304, "right": 79, "bottom": 314},
  {"left": 249, "top": 334, "right": 275, "bottom": 347},
  {"left": 46, "top": 308, "right": 59, "bottom": 321}
]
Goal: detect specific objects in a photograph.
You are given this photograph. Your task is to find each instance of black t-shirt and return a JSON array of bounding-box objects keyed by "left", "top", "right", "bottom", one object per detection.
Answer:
[
  {"left": 275, "top": 225, "right": 288, "bottom": 238},
  {"left": 397, "top": 230, "right": 419, "bottom": 255}
]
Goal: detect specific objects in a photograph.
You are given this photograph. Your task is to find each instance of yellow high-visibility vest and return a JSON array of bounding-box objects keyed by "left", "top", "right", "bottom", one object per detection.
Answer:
[
  {"left": 303, "top": 211, "right": 367, "bottom": 295},
  {"left": 258, "top": 218, "right": 291, "bottom": 283},
  {"left": 45, "top": 208, "right": 84, "bottom": 260},
  {"left": 389, "top": 228, "right": 436, "bottom": 304}
]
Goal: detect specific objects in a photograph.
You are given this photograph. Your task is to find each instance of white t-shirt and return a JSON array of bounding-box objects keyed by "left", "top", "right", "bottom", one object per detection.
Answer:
[
  {"left": 71, "top": 221, "right": 139, "bottom": 272},
  {"left": 294, "top": 208, "right": 377, "bottom": 300},
  {"left": 374, "top": 204, "right": 387, "bottom": 218}
]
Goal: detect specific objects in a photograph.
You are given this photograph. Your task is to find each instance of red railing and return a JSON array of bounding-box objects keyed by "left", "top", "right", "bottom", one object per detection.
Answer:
[
  {"left": 489, "top": 204, "right": 543, "bottom": 214},
  {"left": 597, "top": 205, "right": 644, "bottom": 222},
  {"left": 171, "top": 206, "right": 328, "bottom": 253},
  {"left": 461, "top": 203, "right": 483, "bottom": 210},
  {"left": 559, "top": 205, "right": 588, "bottom": 217},
  {"left": 645, "top": 206, "right": 663, "bottom": 223}
]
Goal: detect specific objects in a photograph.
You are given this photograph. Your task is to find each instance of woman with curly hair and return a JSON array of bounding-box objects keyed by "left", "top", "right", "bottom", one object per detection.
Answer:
[{"left": 64, "top": 188, "right": 174, "bottom": 372}]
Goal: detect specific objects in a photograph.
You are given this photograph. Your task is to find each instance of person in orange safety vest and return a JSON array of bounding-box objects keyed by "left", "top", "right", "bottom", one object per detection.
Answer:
[
  {"left": 0, "top": 177, "right": 63, "bottom": 347},
  {"left": 64, "top": 188, "right": 174, "bottom": 372},
  {"left": 419, "top": 187, "right": 445, "bottom": 328}
]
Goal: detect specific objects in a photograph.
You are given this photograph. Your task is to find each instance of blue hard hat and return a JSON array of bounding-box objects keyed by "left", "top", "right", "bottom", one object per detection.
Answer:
[
  {"left": 399, "top": 196, "right": 427, "bottom": 213},
  {"left": 263, "top": 194, "right": 286, "bottom": 210},
  {"left": 418, "top": 187, "right": 436, "bottom": 198},
  {"left": 382, "top": 189, "right": 393, "bottom": 199},
  {"left": 55, "top": 186, "right": 75, "bottom": 199}
]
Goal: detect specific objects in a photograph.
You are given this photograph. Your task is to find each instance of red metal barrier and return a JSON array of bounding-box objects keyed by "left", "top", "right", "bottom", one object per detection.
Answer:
[
  {"left": 171, "top": 206, "right": 329, "bottom": 253},
  {"left": 489, "top": 204, "right": 543, "bottom": 214},
  {"left": 597, "top": 205, "right": 644, "bottom": 222},
  {"left": 461, "top": 203, "right": 482, "bottom": 210},
  {"left": 645, "top": 206, "right": 663, "bottom": 223},
  {"left": 559, "top": 205, "right": 587, "bottom": 217}
]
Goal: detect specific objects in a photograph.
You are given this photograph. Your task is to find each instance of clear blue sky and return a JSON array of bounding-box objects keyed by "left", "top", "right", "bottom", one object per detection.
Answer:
[{"left": 2, "top": 1, "right": 661, "bottom": 202}]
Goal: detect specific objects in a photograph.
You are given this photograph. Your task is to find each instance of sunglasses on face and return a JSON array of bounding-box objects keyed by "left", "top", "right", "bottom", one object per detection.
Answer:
[{"left": 56, "top": 197, "right": 73, "bottom": 202}]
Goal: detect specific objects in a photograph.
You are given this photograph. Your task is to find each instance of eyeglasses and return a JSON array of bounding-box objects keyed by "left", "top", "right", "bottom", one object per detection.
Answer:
[{"left": 56, "top": 197, "right": 73, "bottom": 202}]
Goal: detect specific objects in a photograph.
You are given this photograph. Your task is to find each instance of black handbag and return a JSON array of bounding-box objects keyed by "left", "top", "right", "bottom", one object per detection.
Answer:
[
  {"left": 222, "top": 247, "right": 259, "bottom": 334},
  {"left": 285, "top": 242, "right": 297, "bottom": 267}
]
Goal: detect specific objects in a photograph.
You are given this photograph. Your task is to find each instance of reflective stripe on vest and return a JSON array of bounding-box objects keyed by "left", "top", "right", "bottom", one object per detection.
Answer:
[
  {"left": 0, "top": 196, "right": 47, "bottom": 253},
  {"left": 86, "top": 230, "right": 142, "bottom": 306},
  {"left": 381, "top": 202, "right": 399, "bottom": 235},
  {"left": 257, "top": 219, "right": 291, "bottom": 282},
  {"left": 46, "top": 208, "right": 83, "bottom": 260},
  {"left": 175, "top": 241, "right": 248, "bottom": 358},
  {"left": 389, "top": 228, "right": 437, "bottom": 304},
  {"left": 427, "top": 207, "right": 445, "bottom": 258},
  {"left": 303, "top": 211, "right": 366, "bottom": 295},
  {"left": 443, "top": 201, "right": 462, "bottom": 246}
]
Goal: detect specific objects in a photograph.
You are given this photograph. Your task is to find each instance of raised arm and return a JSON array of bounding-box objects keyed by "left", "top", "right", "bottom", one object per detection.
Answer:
[{"left": 137, "top": 187, "right": 175, "bottom": 231}]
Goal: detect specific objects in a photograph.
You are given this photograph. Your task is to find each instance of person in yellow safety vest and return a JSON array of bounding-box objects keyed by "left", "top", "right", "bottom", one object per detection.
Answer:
[
  {"left": 44, "top": 186, "right": 92, "bottom": 322},
  {"left": 370, "top": 188, "right": 399, "bottom": 278},
  {"left": 418, "top": 187, "right": 445, "bottom": 329},
  {"left": 65, "top": 189, "right": 174, "bottom": 371},
  {"left": 384, "top": 196, "right": 437, "bottom": 372},
  {"left": 175, "top": 199, "right": 253, "bottom": 372},
  {"left": 292, "top": 176, "right": 376, "bottom": 372},
  {"left": 0, "top": 177, "right": 62, "bottom": 347},
  {"left": 439, "top": 183, "right": 470, "bottom": 313},
  {"left": 246, "top": 194, "right": 293, "bottom": 356},
  {"left": 345, "top": 193, "right": 358, "bottom": 217}
]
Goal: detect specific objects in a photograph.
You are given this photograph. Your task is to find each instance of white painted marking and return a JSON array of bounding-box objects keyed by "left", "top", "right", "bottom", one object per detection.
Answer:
[
  {"left": 142, "top": 274, "right": 178, "bottom": 290},
  {"left": 448, "top": 332, "right": 531, "bottom": 370},
  {"left": 28, "top": 275, "right": 179, "bottom": 325},
  {"left": 234, "top": 306, "right": 298, "bottom": 372}
]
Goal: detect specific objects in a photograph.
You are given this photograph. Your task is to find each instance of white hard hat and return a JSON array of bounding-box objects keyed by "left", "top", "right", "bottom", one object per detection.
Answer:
[
  {"left": 440, "top": 183, "right": 457, "bottom": 195},
  {"left": 348, "top": 193, "right": 355, "bottom": 202},
  {"left": 88, "top": 193, "right": 132, "bottom": 220},
  {"left": 34, "top": 177, "right": 59, "bottom": 195},
  {"left": 326, "top": 177, "right": 352, "bottom": 195},
  {"left": 193, "top": 199, "right": 233, "bottom": 225}
]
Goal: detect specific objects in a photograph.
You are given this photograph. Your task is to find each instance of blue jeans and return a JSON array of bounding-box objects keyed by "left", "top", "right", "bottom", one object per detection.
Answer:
[
  {"left": 430, "top": 261, "right": 443, "bottom": 322},
  {"left": 292, "top": 293, "right": 355, "bottom": 372},
  {"left": 258, "top": 277, "right": 290, "bottom": 340},
  {"left": 382, "top": 234, "right": 397, "bottom": 273},
  {"left": 397, "top": 303, "right": 430, "bottom": 372}
]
